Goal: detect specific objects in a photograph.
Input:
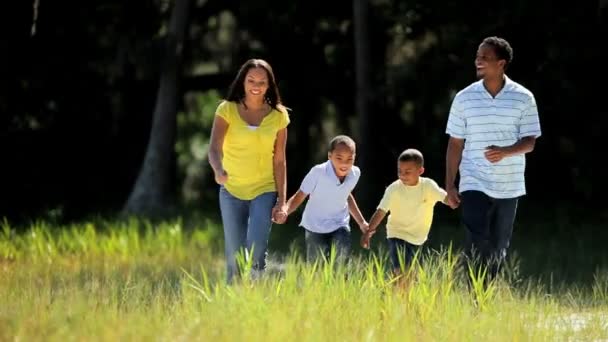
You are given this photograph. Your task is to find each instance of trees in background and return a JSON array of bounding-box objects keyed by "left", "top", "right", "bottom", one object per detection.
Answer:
[{"left": 1, "top": 0, "right": 605, "bottom": 222}]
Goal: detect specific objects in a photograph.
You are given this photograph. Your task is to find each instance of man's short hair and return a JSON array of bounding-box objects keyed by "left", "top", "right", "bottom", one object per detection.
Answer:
[{"left": 482, "top": 36, "right": 513, "bottom": 67}]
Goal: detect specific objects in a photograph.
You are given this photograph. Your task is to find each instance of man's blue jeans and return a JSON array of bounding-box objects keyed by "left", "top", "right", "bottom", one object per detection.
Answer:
[
  {"left": 461, "top": 190, "right": 519, "bottom": 281},
  {"left": 219, "top": 186, "right": 277, "bottom": 283}
]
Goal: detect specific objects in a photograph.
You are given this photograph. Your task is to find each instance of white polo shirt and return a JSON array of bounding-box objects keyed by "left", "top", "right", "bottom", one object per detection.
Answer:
[
  {"left": 445, "top": 75, "right": 542, "bottom": 199},
  {"left": 299, "top": 161, "right": 361, "bottom": 233}
]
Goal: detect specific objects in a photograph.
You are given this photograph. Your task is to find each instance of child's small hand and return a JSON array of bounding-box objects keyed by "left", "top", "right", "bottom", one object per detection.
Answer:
[
  {"left": 360, "top": 230, "right": 373, "bottom": 249},
  {"left": 271, "top": 205, "right": 288, "bottom": 224}
]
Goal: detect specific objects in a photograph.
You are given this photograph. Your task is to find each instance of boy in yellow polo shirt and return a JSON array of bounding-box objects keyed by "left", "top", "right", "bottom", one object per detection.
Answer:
[{"left": 361, "top": 149, "right": 455, "bottom": 277}]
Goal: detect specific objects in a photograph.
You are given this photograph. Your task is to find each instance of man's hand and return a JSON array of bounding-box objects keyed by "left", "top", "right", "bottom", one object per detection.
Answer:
[
  {"left": 484, "top": 145, "right": 507, "bottom": 163},
  {"left": 446, "top": 185, "right": 461, "bottom": 209}
]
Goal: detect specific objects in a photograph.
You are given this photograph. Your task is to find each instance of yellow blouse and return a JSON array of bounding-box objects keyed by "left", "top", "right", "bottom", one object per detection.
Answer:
[{"left": 216, "top": 100, "right": 290, "bottom": 200}]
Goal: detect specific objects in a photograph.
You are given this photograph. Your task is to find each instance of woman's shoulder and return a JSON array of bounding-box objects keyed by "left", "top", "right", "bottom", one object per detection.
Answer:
[
  {"left": 217, "top": 99, "right": 238, "bottom": 111},
  {"left": 216, "top": 100, "right": 238, "bottom": 121},
  {"left": 270, "top": 104, "right": 291, "bottom": 127}
]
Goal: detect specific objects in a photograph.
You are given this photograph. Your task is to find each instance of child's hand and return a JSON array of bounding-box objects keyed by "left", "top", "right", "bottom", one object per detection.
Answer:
[
  {"left": 360, "top": 230, "right": 373, "bottom": 249},
  {"left": 359, "top": 221, "right": 369, "bottom": 234},
  {"left": 271, "top": 204, "right": 288, "bottom": 224}
]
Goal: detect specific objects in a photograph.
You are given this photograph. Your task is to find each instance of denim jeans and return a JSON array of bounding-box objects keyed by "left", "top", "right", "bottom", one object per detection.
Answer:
[
  {"left": 219, "top": 186, "right": 277, "bottom": 284},
  {"left": 461, "top": 190, "right": 519, "bottom": 281},
  {"left": 387, "top": 238, "right": 420, "bottom": 272},
  {"left": 304, "top": 227, "right": 351, "bottom": 264}
]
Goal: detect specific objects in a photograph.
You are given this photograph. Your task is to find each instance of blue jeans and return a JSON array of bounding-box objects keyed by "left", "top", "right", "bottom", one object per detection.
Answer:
[
  {"left": 219, "top": 186, "right": 277, "bottom": 283},
  {"left": 461, "top": 190, "right": 519, "bottom": 281},
  {"left": 387, "top": 238, "right": 420, "bottom": 272},
  {"left": 304, "top": 227, "right": 351, "bottom": 264}
]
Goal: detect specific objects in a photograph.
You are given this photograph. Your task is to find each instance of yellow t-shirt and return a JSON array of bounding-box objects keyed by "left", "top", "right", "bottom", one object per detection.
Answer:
[
  {"left": 377, "top": 177, "right": 447, "bottom": 245},
  {"left": 216, "top": 100, "right": 290, "bottom": 200}
]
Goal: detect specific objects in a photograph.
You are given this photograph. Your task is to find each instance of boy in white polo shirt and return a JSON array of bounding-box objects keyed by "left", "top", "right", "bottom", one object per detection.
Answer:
[
  {"left": 279, "top": 135, "right": 368, "bottom": 263},
  {"left": 362, "top": 148, "right": 454, "bottom": 276}
]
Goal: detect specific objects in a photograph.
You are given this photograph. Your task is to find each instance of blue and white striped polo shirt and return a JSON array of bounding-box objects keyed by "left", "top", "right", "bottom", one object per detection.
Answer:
[
  {"left": 445, "top": 76, "right": 541, "bottom": 199},
  {"left": 299, "top": 161, "right": 361, "bottom": 233}
]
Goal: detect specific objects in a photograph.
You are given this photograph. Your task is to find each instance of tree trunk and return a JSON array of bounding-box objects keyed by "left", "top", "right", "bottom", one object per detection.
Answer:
[
  {"left": 123, "top": 0, "right": 190, "bottom": 216},
  {"left": 353, "top": 0, "right": 374, "bottom": 213}
]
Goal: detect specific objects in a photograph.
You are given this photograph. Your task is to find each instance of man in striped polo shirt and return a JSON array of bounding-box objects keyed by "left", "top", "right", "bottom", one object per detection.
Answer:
[{"left": 444, "top": 36, "right": 541, "bottom": 282}]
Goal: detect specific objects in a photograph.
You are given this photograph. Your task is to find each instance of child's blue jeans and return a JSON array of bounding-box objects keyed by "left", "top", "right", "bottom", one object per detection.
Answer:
[
  {"left": 304, "top": 227, "right": 351, "bottom": 264},
  {"left": 219, "top": 186, "right": 277, "bottom": 284},
  {"left": 387, "top": 237, "right": 420, "bottom": 271}
]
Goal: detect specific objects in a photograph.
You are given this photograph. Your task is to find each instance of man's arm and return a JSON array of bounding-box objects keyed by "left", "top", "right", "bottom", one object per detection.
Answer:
[
  {"left": 484, "top": 136, "right": 536, "bottom": 163},
  {"left": 445, "top": 136, "right": 464, "bottom": 207}
]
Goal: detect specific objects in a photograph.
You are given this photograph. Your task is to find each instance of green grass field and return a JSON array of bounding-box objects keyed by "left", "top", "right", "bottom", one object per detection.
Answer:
[{"left": 1, "top": 217, "right": 607, "bottom": 341}]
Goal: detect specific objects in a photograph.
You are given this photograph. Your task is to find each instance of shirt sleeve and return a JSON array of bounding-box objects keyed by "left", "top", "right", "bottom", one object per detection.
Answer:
[
  {"left": 425, "top": 178, "right": 447, "bottom": 203},
  {"left": 518, "top": 94, "right": 541, "bottom": 139},
  {"left": 445, "top": 96, "right": 465, "bottom": 139},
  {"left": 215, "top": 100, "right": 232, "bottom": 124},
  {"left": 299, "top": 167, "right": 320, "bottom": 195},
  {"left": 377, "top": 184, "right": 394, "bottom": 212},
  {"left": 278, "top": 108, "right": 290, "bottom": 129}
]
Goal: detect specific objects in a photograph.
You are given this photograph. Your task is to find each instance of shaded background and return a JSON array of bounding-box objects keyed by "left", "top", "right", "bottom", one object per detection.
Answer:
[{"left": 1, "top": 1, "right": 607, "bottom": 281}]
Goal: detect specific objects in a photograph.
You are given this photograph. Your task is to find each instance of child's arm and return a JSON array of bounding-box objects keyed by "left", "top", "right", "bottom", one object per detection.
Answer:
[
  {"left": 347, "top": 193, "right": 368, "bottom": 232},
  {"left": 367, "top": 209, "right": 387, "bottom": 233},
  {"left": 360, "top": 209, "right": 387, "bottom": 249},
  {"left": 285, "top": 190, "right": 308, "bottom": 216},
  {"left": 274, "top": 190, "right": 308, "bottom": 224}
]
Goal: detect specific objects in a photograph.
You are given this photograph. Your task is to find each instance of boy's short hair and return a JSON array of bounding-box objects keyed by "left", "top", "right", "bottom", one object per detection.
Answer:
[
  {"left": 329, "top": 135, "right": 356, "bottom": 153},
  {"left": 398, "top": 148, "right": 424, "bottom": 167}
]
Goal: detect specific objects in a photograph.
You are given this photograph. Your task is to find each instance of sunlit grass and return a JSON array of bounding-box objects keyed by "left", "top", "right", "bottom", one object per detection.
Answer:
[{"left": 1, "top": 218, "right": 607, "bottom": 341}]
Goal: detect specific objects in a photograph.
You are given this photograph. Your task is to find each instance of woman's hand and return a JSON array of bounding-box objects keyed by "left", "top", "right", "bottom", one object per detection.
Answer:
[
  {"left": 271, "top": 203, "right": 288, "bottom": 224},
  {"left": 214, "top": 169, "right": 228, "bottom": 185}
]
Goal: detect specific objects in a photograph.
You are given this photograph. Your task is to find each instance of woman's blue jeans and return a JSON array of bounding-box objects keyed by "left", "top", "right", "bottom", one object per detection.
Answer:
[{"left": 219, "top": 186, "right": 277, "bottom": 284}]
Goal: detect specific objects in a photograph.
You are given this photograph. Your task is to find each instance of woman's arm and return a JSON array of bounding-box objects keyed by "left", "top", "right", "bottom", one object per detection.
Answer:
[
  {"left": 208, "top": 116, "right": 229, "bottom": 184},
  {"left": 273, "top": 128, "right": 288, "bottom": 205}
]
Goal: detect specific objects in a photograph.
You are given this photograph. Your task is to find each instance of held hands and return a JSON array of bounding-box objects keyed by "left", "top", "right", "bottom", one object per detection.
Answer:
[
  {"left": 484, "top": 145, "right": 507, "bottom": 163},
  {"left": 359, "top": 222, "right": 374, "bottom": 250},
  {"left": 360, "top": 228, "right": 376, "bottom": 250},
  {"left": 271, "top": 203, "right": 288, "bottom": 224},
  {"left": 214, "top": 168, "right": 228, "bottom": 185},
  {"left": 446, "top": 185, "right": 461, "bottom": 209}
]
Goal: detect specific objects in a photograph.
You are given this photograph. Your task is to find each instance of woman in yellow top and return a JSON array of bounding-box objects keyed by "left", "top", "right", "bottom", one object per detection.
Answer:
[{"left": 208, "top": 59, "right": 290, "bottom": 283}]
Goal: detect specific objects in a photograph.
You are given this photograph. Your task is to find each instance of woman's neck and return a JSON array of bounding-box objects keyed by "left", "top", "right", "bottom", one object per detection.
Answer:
[{"left": 242, "top": 97, "right": 266, "bottom": 110}]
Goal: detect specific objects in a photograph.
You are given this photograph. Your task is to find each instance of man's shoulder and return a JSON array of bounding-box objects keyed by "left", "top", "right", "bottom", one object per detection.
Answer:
[
  {"left": 454, "top": 81, "right": 483, "bottom": 99},
  {"left": 505, "top": 77, "right": 535, "bottom": 99}
]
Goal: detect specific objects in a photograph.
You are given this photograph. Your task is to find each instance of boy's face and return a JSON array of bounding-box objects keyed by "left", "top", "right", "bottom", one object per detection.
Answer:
[
  {"left": 398, "top": 160, "right": 424, "bottom": 186},
  {"left": 328, "top": 143, "right": 355, "bottom": 179}
]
